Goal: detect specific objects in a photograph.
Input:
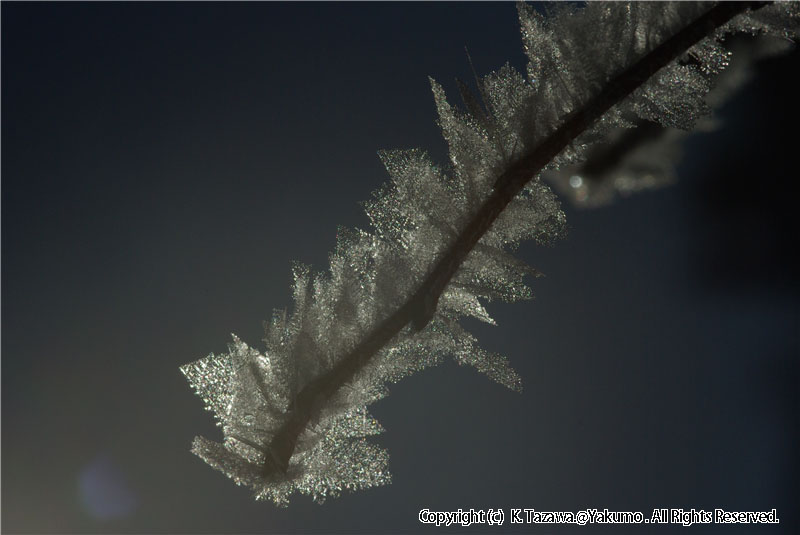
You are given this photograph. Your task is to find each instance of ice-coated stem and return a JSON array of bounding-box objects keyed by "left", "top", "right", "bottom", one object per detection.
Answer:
[{"left": 263, "top": 0, "right": 768, "bottom": 476}]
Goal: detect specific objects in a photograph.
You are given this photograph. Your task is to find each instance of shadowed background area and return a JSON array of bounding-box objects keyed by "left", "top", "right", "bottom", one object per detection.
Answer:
[{"left": 2, "top": 2, "right": 798, "bottom": 533}]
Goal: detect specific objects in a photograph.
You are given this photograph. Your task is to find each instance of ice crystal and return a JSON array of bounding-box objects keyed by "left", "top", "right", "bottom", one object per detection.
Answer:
[{"left": 181, "top": 2, "right": 798, "bottom": 505}]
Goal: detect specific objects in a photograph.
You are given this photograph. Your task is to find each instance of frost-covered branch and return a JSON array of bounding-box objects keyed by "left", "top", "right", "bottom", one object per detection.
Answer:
[
  {"left": 181, "top": 1, "right": 798, "bottom": 505},
  {"left": 546, "top": 31, "right": 795, "bottom": 207}
]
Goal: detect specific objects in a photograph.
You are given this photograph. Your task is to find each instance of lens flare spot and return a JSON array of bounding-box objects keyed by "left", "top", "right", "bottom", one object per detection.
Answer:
[{"left": 78, "top": 453, "right": 137, "bottom": 520}]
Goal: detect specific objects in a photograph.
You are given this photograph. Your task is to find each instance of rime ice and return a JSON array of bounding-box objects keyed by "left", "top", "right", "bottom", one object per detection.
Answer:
[{"left": 181, "top": 2, "right": 798, "bottom": 505}]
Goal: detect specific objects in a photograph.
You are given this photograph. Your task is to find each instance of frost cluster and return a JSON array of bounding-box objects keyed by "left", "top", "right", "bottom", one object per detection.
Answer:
[
  {"left": 181, "top": 2, "right": 798, "bottom": 505},
  {"left": 541, "top": 6, "right": 798, "bottom": 206}
]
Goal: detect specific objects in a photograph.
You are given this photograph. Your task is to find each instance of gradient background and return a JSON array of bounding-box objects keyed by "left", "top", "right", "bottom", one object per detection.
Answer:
[{"left": 3, "top": 2, "right": 798, "bottom": 533}]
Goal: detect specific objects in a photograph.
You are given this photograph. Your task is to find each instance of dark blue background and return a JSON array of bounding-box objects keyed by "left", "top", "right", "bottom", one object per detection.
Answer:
[{"left": 3, "top": 2, "right": 798, "bottom": 533}]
